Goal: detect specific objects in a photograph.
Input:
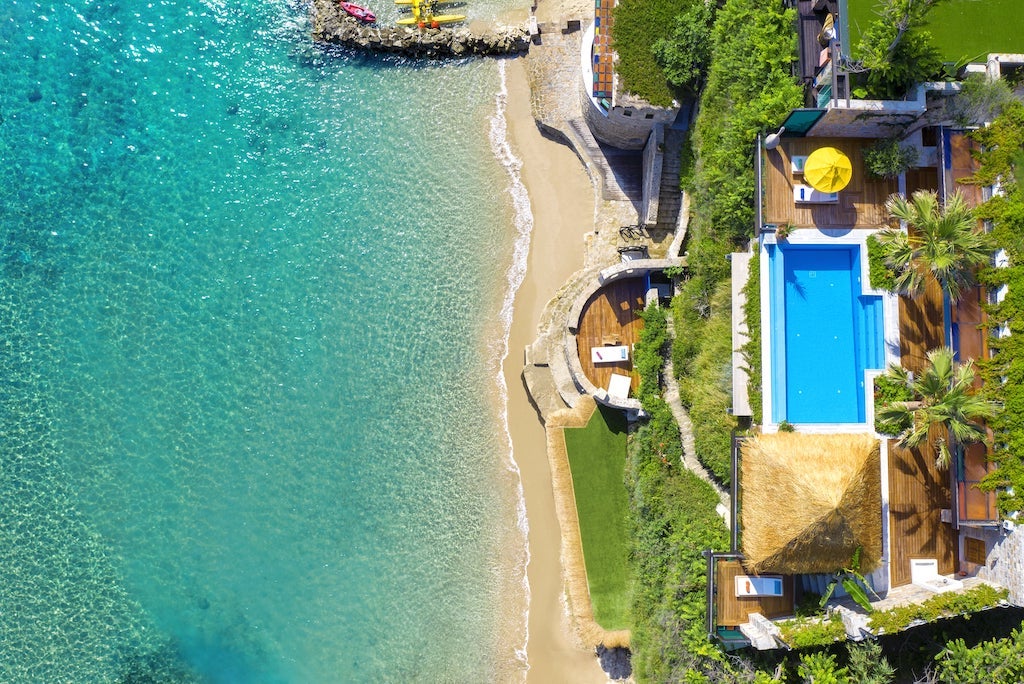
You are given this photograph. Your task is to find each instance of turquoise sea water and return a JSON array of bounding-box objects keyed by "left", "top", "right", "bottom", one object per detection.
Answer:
[{"left": 1, "top": 1, "right": 531, "bottom": 681}]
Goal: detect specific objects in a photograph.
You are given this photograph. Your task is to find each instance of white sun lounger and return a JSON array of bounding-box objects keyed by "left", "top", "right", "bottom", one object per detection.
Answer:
[
  {"left": 591, "top": 345, "right": 629, "bottom": 363},
  {"left": 607, "top": 373, "right": 632, "bottom": 400}
]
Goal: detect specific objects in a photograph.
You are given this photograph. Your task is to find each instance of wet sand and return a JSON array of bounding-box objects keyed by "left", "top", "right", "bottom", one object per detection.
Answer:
[{"left": 502, "top": 58, "right": 609, "bottom": 683}]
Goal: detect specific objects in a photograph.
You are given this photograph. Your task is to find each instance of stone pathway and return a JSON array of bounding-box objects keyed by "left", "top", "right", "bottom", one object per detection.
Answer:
[{"left": 663, "top": 315, "right": 732, "bottom": 523}]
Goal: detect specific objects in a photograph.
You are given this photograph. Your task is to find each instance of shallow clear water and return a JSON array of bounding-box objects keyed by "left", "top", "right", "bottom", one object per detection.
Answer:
[{"left": 1, "top": 1, "right": 528, "bottom": 681}]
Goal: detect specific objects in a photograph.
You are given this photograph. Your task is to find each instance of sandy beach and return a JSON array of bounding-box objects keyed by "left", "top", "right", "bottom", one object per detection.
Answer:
[{"left": 502, "top": 58, "right": 611, "bottom": 682}]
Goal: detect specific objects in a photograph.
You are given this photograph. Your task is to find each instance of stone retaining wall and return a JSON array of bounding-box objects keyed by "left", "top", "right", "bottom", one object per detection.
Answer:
[
  {"left": 976, "top": 525, "right": 1024, "bottom": 606},
  {"left": 311, "top": 0, "right": 530, "bottom": 58}
]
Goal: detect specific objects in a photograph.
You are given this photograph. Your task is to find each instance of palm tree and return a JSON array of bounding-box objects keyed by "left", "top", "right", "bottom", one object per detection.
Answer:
[
  {"left": 876, "top": 347, "right": 999, "bottom": 469},
  {"left": 874, "top": 189, "right": 992, "bottom": 302}
]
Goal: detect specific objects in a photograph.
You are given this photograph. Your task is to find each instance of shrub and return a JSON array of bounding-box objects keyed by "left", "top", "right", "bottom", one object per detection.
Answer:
[
  {"left": 677, "top": 279, "right": 735, "bottom": 484},
  {"left": 652, "top": 0, "right": 716, "bottom": 96},
  {"left": 634, "top": 304, "right": 669, "bottom": 406},
  {"left": 933, "top": 624, "right": 1024, "bottom": 683},
  {"left": 863, "top": 138, "right": 919, "bottom": 179},
  {"left": 797, "top": 651, "right": 850, "bottom": 684},
  {"left": 868, "top": 584, "right": 1007, "bottom": 634},
  {"left": 866, "top": 233, "right": 898, "bottom": 291},
  {"left": 782, "top": 614, "right": 847, "bottom": 649},
  {"left": 612, "top": 0, "right": 695, "bottom": 106},
  {"left": 742, "top": 250, "right": 762, "bottom": 423},
  {"left": 872, "top": 372, "right": 913, "bottom": 435}
]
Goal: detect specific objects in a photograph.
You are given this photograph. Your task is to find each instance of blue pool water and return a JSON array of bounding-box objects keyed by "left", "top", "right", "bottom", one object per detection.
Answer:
[
  {"left": 768, "top": 243, "right": 884, "bottom": 424},
  {"left": 1, "top": 1, "right": 530, "bottom": 681}
]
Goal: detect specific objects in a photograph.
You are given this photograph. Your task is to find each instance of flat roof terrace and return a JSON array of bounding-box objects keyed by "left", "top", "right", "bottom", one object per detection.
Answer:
[{"left": 763, "top": 138, "right": 898, "bottom": 229}]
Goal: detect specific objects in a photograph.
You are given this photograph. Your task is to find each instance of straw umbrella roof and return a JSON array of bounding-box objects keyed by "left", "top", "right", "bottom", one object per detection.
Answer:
[{"left": 741, "top": 432, "right": 882, "bottom": 575}]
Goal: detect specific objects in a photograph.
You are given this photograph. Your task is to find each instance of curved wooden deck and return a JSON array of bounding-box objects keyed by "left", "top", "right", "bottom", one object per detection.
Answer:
[{"left": 575, "top": 278, "right": 646, "bottom": 397}]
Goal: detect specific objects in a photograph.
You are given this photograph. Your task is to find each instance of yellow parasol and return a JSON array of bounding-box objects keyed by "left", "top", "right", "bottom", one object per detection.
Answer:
[{"left": 804, "top": 146, "right": 852, "bottom": 193}]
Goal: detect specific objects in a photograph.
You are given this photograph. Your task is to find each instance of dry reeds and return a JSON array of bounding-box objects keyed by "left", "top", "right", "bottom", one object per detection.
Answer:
[
  {"left": 545, "top": 396, "right": 631, "bottom": 649},
  {"left": 740, "top": 432, "right": 882, "bottom": 575}
]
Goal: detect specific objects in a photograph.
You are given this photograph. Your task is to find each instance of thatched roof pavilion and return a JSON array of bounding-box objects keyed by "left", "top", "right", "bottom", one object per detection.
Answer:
[{"left": 740, "top": 432, "right": 882, "bottom": 575}]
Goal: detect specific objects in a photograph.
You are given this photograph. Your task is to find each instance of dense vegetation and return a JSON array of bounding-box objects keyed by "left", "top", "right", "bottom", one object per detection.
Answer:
[
  {"left": 934, "top": 623, "right": 1024, "bottom": 683},
  {"left": 968, "top": 101, "right": 1024, "bottom": 516},
  {"left": 781, "top": 584, "right": 1008, "bottom": 648},
  {"left": 611, "top": 0, "right": 696, "bottom": 106},
  {"left": 673, "top": 278, "right": 734, "bottom": 485},
  {"left": 652, "top": 0, "right": 717, "bottom": 96},
  {"left": 625, "top": 437, "right": 731, "bottom": 681},
  {"left": 866, "top": 233, "right": 898, "bottom": 291},
  {"left": 687, "top": 0, "right": 802, "bottom": 283},
  {"left": 742, "top": 251, "right": 762, "bottom": 424},
  {"left": 851, "top": 0, "right": 942, "bottom": 100}
]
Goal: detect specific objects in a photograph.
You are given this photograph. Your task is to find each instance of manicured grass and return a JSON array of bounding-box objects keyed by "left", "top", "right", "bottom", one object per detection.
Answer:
[
  {"left": 564, "top": 403, "right": 632, "bottom": 630},
  {"left": 847, "top": 0, "right": 1024, "bottom": 63}
]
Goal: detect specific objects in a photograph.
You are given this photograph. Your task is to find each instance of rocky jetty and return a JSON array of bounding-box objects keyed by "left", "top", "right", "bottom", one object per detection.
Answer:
[{"left": 311, "top": 0, "right": 530, "bottom": 58}]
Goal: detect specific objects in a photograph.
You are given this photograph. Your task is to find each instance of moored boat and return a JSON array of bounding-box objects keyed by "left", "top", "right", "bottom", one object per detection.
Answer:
[{"left": 339, "top": 1, "right": 377, "bottom": 22}]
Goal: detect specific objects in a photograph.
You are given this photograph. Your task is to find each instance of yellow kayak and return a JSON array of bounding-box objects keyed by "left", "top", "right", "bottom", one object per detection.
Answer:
[
  {"left": 396, "top": 13, "right": 466, "bottom": 24},
  {"left": 394, "top": 0, "right": 463, "bottom": 5}
]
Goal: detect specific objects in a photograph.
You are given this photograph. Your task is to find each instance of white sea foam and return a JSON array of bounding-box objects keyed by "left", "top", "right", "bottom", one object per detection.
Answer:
[{"left": 487, "top": 57, "right": 534, "bottom": 678}]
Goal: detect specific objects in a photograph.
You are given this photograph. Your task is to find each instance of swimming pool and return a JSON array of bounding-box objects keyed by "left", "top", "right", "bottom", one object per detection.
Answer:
[{"left": 767, "top": 243, "right": 884, "bottom": 424}]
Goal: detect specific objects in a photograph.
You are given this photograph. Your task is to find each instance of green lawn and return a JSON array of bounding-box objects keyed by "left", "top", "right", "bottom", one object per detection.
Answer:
[
  {"left": 564, "top": 403, "right": 632, "bottom": 630},
  {"left": 846, "top": 0, "right": 1024, "bottom": 63}
]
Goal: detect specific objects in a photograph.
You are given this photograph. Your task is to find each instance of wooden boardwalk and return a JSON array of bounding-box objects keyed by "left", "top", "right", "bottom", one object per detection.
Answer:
[
  {"left": 890, "top": 278, "right": 958, "bottom": 586},
  {"left": 897, "top": 278, "right": 946, "bottom": 375},
  {"left": 575, "top": 278, "right": 647, "bottom": 396},
  {"left": 764, "top": 138, "right": 899, "bottom": 229},
  {"left": 888, "top": 437, "right": 958, "bottom": 588}
]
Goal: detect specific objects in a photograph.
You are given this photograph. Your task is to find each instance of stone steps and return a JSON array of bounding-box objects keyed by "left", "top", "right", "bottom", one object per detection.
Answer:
[
  {"left": 567, "top": 118, "right": 642, "bottom": 203},
  {"left": 654, "top": 127, "right": 686, "bottom": 230}
]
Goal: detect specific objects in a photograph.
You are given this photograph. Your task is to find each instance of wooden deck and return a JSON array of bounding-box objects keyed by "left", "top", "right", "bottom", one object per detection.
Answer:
[
  {"left": 575, "top": 278, "right": 646, "bottom": 396},
  {"left": 890, "top": 279, "right": 958, "bottom": 586},
  {"left": 715, "top": 560, "right": 795, "bottom": 628},
  {"left": 960, "top": 439, "right": 998, "bottom": 524},
  {"left": 945, "top": 128, "right": 984, "bottom": 206},
  {"left": 945, "top": 128, "right": 997, "bottom": 524},
  {"left": 897, "top": 277, "right": 946, "bottom": 375},
  {"left": 796, "top": 0, "right": 834, "bottom": 84},
  {"left": 764, "top": 138, "right": 899, "bottom": 229},
  {"left": 905, "top": 166, "right": 939, "bottom": 195},
  {"left": 888, "top": 437, "right": 958, "bottom": 588}
]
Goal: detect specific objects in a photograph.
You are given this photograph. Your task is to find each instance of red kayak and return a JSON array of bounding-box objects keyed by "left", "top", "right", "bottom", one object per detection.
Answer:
[{"left": 340, "top": 1, "right": 377, "bottom": 22}]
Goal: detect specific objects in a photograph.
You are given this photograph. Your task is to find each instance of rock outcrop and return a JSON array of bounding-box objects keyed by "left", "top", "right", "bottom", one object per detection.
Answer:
[{"left": 311, "top": 0, "right": 530, "bottom": 58}]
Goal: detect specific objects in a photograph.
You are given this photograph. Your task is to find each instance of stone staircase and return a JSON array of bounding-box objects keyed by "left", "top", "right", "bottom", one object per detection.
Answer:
[
  {"left": 654, "top": 127, "right": 686, "bottom": 231},
  {"left": 567, "top": 118, "right": 643, "bottom": 203}
]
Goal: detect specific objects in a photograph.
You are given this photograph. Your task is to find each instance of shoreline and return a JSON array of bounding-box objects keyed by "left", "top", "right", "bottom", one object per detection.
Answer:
[{"left": 501, "top": 57, "right": 610, "bottom": 682}]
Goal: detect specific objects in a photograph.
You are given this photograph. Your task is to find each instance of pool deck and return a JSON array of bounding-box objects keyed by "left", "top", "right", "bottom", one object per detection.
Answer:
[{"left": 763, "top": 137, "right": 899, "bottom": 230}]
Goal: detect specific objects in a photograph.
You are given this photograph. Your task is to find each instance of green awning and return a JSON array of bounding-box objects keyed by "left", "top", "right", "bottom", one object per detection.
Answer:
[{"left": 779, "top": 109, "right": 827, "bottom": 137}]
